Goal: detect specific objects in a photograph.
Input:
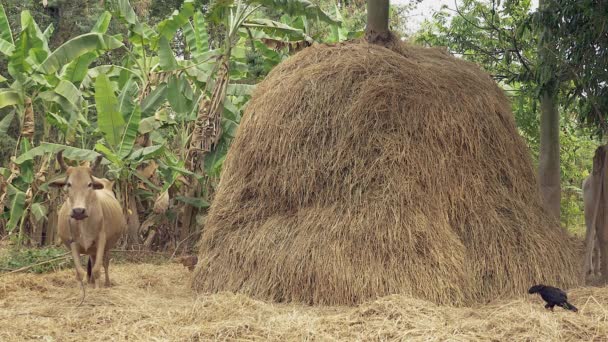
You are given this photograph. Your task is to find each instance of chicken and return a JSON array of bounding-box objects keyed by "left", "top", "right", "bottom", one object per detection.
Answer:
[
  {"left": 528, "top": 284, "right": 578, "bottom": 312},
  {"left": 175, "top": 255, "right": 198, "bottom": 271}
]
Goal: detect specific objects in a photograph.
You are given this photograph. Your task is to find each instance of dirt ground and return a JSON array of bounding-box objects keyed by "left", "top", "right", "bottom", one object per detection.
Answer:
[{"left": 1, "top": 262, "right": 607, "bottom": 341}]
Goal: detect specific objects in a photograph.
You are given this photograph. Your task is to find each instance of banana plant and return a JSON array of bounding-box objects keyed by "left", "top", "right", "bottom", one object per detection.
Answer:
[{"left": 186, "top": 0, "right": 340, "bottom": 169}]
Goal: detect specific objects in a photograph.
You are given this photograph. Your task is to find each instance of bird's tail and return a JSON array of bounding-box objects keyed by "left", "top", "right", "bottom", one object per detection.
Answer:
[{"left": 562, "top": 302, "right": 578, "bottom": 312}]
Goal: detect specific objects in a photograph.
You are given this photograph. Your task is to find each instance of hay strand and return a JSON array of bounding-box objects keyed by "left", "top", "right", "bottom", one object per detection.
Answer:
[{"left": 1, "top": 263, "right": 607, "bottom": 341}]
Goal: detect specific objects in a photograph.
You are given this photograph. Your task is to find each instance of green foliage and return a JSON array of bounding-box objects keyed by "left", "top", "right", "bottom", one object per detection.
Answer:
[
  {"left": 39, "top": 33, "right": 123, "bottom": 74},
  {"left": 0, "top": 0, "right": 347, "bottom": 248},
  {"left": 545, "top": 0, "right": 608, "bottom": 137},
  {"left": 416, "top": 0, "right": 604, "bottom": 230},
  {"left": 95, "top": 74, "right": 125, "bottom": 147},
  {"left": 6, "top": 186, "right": 26, "bottom": 232},
  {"left": 0, "top": 247, "right": 69, "bottom": 273}
]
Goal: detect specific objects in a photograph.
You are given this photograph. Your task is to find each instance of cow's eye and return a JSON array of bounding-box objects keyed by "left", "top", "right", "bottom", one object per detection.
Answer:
[
  {"left": 88, "top": 182, "right": 92, "bottom": 188},
  {"left": 66, "top": 182, "right": 71, "bottom": 188}
]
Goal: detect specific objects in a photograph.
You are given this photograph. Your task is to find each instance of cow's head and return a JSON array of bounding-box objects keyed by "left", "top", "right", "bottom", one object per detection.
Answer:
[{"left": 50, "top": 150, "right": 105, "bottom": 220}]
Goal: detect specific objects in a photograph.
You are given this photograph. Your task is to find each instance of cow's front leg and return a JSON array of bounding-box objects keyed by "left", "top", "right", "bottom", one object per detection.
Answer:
[
  {"left": 69, "top": 242, "right": 86, "bottom": 283},
  {"left": 92, "top": 230, "right": 107, "bottom": 289}
]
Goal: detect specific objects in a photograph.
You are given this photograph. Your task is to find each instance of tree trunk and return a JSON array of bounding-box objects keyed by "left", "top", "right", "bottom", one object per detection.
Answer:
[
  {"left": 537, "top": 0, "right": 560, "bottom": 220},
  {"left": 365, "top": 0, "right": 390, "bottom": 44},
  {"left": 539, "top": 90, "right": 560, "bottom": 219}
]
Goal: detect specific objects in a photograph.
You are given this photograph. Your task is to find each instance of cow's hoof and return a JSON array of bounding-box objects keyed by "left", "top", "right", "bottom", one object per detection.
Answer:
[{"left": 75, "top": 271, "right": 86, "bottom": 283}]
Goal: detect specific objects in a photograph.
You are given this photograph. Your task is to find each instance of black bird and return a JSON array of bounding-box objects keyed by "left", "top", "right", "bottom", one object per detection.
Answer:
[{"left": 528, "top": 284, "right": 578, "bottom": 312}]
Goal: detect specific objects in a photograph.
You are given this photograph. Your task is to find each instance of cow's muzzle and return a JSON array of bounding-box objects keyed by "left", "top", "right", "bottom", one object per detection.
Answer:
[{"left": 71, "top": 208, "right": 88, "bottom": 220}]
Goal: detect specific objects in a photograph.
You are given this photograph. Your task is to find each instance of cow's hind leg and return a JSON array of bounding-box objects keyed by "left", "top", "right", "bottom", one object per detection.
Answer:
[
  {"left": 599, "top": 233, "right": 608, "bottom": 284},
  {"left": 594, "top": 237, "right": 602, "bottom": 276},
  {"left": 103, "top": 252, "right": 111, "bottom": 287},
  {"left": 87, "top": 256, "right": 95, "bottom": 284}
]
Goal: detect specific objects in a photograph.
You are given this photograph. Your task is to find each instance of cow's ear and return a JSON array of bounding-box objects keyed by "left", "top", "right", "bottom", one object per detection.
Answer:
[
  {"left": 92, "top": 180, "right": 104, "bottom": 190},
  {"left": 49, "top": 179, "right": 66, "bottom": 188}
]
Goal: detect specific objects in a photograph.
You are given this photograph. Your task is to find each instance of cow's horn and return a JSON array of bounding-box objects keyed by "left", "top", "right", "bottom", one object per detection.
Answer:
[
  {"left": 56, "top": 150, "right": 68, "bottom": 171},
  {"left": 91, "top": 154, "right": 103, "bottom": 171}
]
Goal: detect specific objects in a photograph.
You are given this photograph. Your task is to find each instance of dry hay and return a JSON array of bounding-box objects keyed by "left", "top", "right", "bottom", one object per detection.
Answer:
[
  {"left": 192, "top": 41, "right": 579, "bottom": 306},
  {"left": 0, "top": 263, "right": 607, "bottom": 341}
]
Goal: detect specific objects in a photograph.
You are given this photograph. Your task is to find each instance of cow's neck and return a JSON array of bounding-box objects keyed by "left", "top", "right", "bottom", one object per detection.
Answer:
[{"left": 71, "top": 204, "right": 103, "bottom": 252}]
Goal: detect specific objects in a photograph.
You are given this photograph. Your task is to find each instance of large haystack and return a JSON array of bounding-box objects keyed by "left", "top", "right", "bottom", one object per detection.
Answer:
[{"left": 192, "top": 41, "right": 580, "bottom": 306}]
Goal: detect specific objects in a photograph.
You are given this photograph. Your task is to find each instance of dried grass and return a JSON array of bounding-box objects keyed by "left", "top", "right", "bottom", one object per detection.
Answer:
[
  {"left": 1, "top": 263, "right": 607, "bottom": 341},
  {"left": 193, "top": 41, "right": 580, "bottom": 306}
]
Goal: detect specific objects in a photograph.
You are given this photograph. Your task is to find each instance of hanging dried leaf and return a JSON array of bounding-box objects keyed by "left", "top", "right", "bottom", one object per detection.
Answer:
[
  {"left": 0, "top": 160, "right": 21, "bottom": 210},
  {"left": 261, "top": 38, "right": 312, "bottom": 53},
  {"left": 153, "top": 190, "right": 169, "bottom": 214},
  {"left": 34, "top": 155, "right": 49, "bottom": 185},
  {"left": 139, "top": 214, "right": 158, "bottom": 234},
  {"left": 177, "top": 175, "right": 190, "bottom": 186},
  {"left": 187, "top": 57, "right": 230, "bottom": 172},
  {"left": 21, "top": 97, "right": 35, "bottom": 139},
  {"left": 139, "top": 160, "right": 158, "bottom": 179}
]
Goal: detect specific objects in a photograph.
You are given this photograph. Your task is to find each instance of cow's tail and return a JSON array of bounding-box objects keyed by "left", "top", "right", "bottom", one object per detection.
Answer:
[{"left": 87, "top": 256, "right": 92, "bottom": 283}]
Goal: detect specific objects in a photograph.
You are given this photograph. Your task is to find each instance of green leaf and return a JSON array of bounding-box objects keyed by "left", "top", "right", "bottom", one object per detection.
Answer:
[
  {"left": 128, "top": 23, "right": 157, "bottom": 46},
  {"left": 222, "top": 117, "right": 239, "bottom": 138},
  {"left": 61, "top": 52, "right": 98, "bottom": 84},
  {"left": 0, "top": 89, "right": 20, "bottom": 108},
  {"left": 0, "top": 112, "right": 14, "bottom": 134},
  {"left": 30, "top": 203, "right": 47, "bottom": 223},
  {"left": 158, "top": 36, "right": 178, "bottom": 70},
  {"left": 0, "top": 38, "right": 14, "bottom": 56},
  {"left": 94, "top": 143, "right": 121, "bottom": 166},
  {"left": 92, "top": 11, "right": 112, "bottom": 33},
  {"left": 118, "top": 106, "right": 141, "bottom": 159},
  {"left": 128, "top": 145, "right": 164, "bottom": 161},
  {"left": 0, "top": 3, "right": 13, "bottom": 45},
  {"left": 45, "top": 112, "right": 69, "bottom": 133},
  {"left": 38, "top": 91, "right": 79, "bottom": 114},
  {"left": 242, "top": 19, "right": 309, "bottom": 42},
  {"left": 156, "top": 0, "right": 195, "bottom": 41},
  {"left": 248, "top": 0, "right": 340, "bottom": 25},
  {"left": 184, "top": 11, "right": 209, "bottom": 59},
  {"left": 138, "top": 116, "right": 162, "bottom": 134},
  {"left": 226, "top": 83, "right": 255, "bottom": 97},
  {"left": 116, "top": 0, "right": 139, "bottom": 25},
  {"left": 95, "top": 74, "right": 125, "bottom": 148},
  {"left": 82, "top": 65, "right": 141, "bottom": 89},
  {"left": 42, "top": 24, "right": 54, "bottom": 41},
  {"left": 132, "top": 170, "right": 162, "bottom": 191},
  {"left": 167, "top": 75, "right": 191, "bottom": 114},
  {"left": 14, "top": 143, "right": 105, "bottom": 165},
  {"left": 7, "top": 189, "right": 26, "bottom": 232},
  {"left": 54, "top": 80, "right": 83, "bottom": 110},
  {"left": 117, "top": 77, "right": 138, "bottom": 115},
  {"left": 39, "top": 33, "right": 123, "bottom": 74},
  {"left": 141, "top": 83, "right": 167, "bottom": 116},
  {"left": 8, "top": 11, "right": 50, "bottom": 77}
]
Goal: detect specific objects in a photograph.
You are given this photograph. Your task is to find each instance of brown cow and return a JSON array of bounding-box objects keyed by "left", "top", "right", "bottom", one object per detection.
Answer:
[
  {"left": 582, "top": 145, "right": 608, "bottom": 283},
  {"left": 582, "top": 175, "right": 602, "bottom": 277},
  {"left": 50, "top": 151, "right": 126, "bottom": 288}
]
